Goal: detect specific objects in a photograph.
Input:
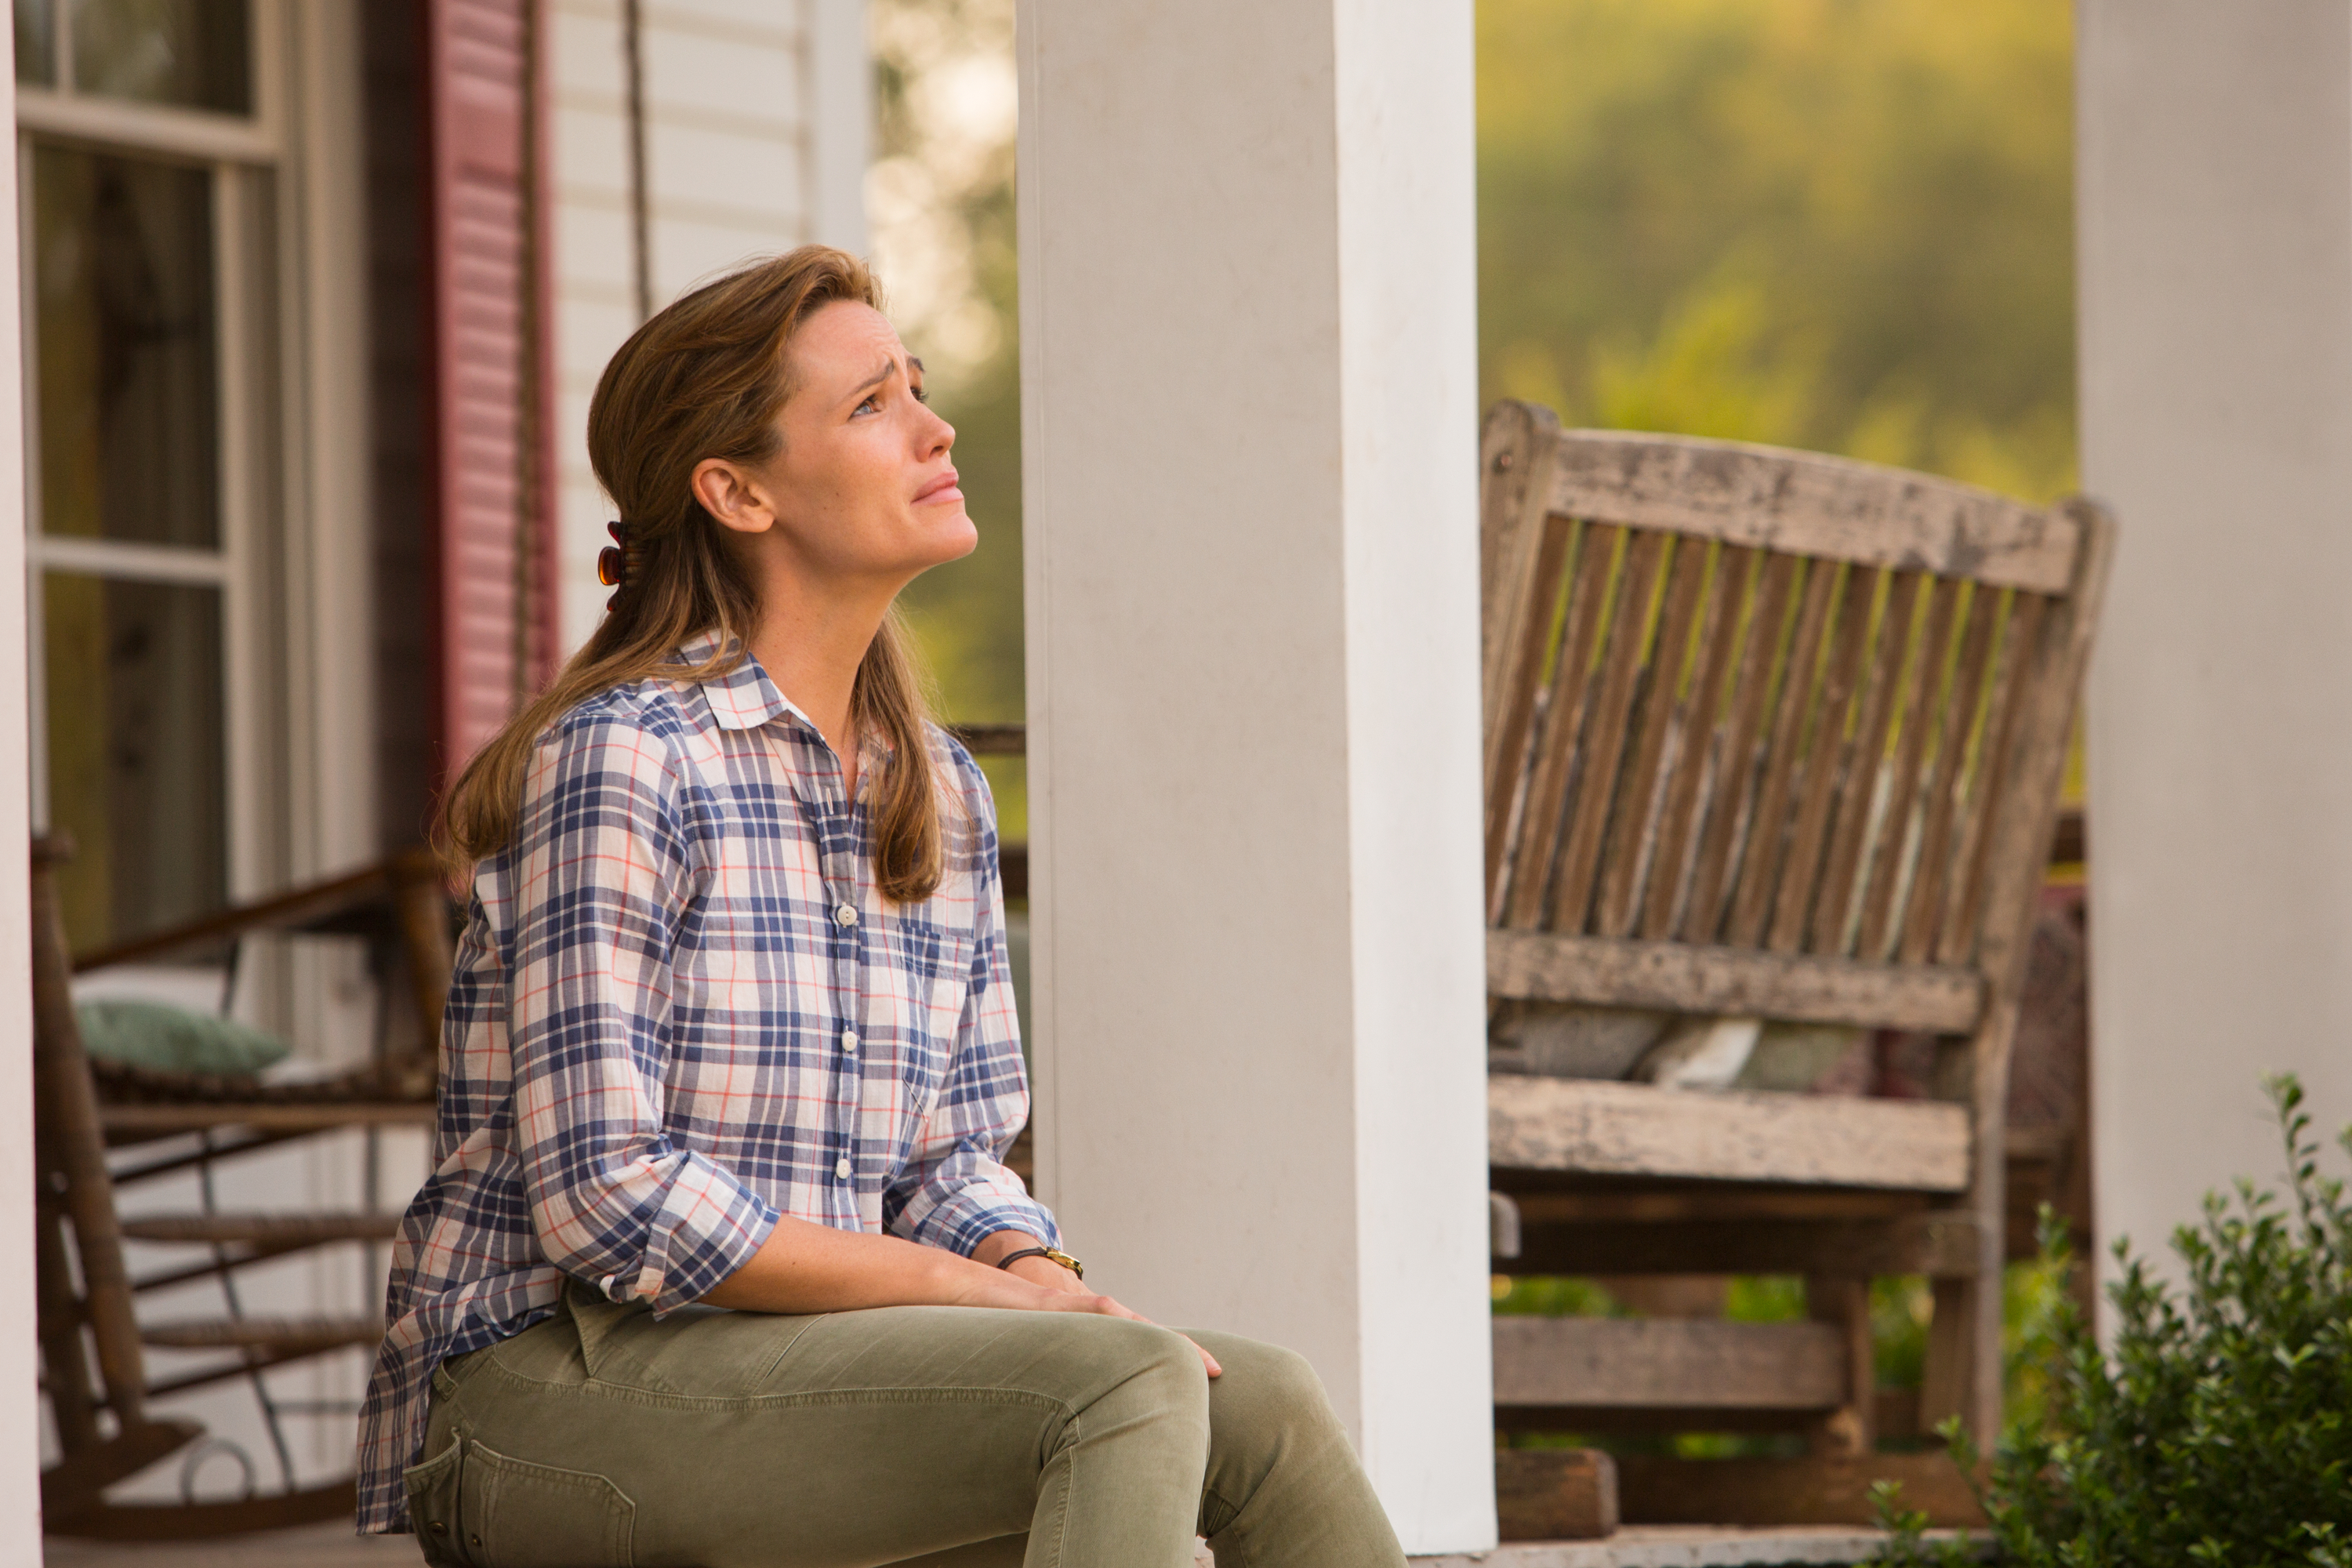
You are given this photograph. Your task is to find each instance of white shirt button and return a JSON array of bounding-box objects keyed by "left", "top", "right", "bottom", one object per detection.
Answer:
[
  {"left": 841, "top": 1029, "right": 858, "bottom": 1054},
  {"left": 834, "top": 903, "right": 858, "bottom": 927},
  {"left": 835, "top": 1157, "right": 852, "bottom": 1179}
]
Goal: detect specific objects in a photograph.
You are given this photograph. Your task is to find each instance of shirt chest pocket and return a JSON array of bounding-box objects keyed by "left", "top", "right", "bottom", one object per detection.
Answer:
[{"left": 885, "top": 921, "right": 976, "bottom": 1094}]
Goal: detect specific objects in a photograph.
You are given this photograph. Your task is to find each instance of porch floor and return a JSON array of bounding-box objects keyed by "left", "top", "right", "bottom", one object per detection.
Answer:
[
  {"left": 1414, "top": 1526, "right": 1980, "bottom": 1566},
  {"left": 45, "top": 1521, "right": 1972, "bottom": 1567}
]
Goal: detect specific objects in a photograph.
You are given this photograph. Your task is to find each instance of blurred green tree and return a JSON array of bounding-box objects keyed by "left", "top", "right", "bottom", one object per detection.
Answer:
[{"left": 1479, "top": 0, "right": 2075, "bottom": 497}]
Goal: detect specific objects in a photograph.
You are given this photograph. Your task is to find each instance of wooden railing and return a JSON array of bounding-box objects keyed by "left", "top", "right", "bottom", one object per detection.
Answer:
[{"left": 946, "top": 724, "right": 1030, "bottom": 899}]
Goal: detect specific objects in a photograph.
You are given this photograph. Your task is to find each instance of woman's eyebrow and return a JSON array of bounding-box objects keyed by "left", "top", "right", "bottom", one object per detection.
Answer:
[{"left": 848, "top": 357, "right": 902, "bottom": 401}]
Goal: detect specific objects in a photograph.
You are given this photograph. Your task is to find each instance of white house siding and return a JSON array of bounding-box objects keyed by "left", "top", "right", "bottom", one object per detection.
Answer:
[{"left": 550, "top": 0, "right": 870, "bottom": 655}]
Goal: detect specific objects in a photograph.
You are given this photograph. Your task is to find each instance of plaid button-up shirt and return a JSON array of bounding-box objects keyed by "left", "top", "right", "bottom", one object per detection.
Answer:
[{"left": 356, "top": 635, "right": 1052, "bottom": 1533}]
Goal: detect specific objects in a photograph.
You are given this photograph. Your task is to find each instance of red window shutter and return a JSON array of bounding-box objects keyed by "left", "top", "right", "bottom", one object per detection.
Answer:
[{"left": 423, "top": 0, "right": 558, "bottom": 788}]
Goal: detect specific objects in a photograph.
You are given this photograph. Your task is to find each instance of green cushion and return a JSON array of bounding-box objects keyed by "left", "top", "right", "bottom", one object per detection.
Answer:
[{"left": 74, "top": 1000, "right": 292, "bottom": 1077}]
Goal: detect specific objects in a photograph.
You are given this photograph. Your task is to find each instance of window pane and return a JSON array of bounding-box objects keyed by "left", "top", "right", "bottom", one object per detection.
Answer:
[
  {"left": 16, "top": 0, "right": 54, "bottom": 85},
  {"left": 43, "top": 573, "right": 228, "bottom": 953},
  {"left": 33, "top": 143, "right": 220, "bottom": 549},
  {"left": 71, "top": 0, "right": 250, "bottom": 114}
]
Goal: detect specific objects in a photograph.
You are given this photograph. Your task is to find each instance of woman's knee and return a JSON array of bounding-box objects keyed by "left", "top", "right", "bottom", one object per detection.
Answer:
[
  {"left": 1189, "top": 1334, "right": 1406, "bottom": 1561},
  {"left": 1041, "top": 1316, "right": 1207, "bottom": 1420},
  {"left": 1050, "top": 1318, "right": 1212, "bottom": 1472},
  {"left": 1091, "top": 1319, "right": 1211, "bottom": 1412},
  {"left": 1192, "top": 1334, "right": 1348, "bottom": 1467},
  {"left": 1200, "top": 1335, "right": 1330, "bottom": 1417}
]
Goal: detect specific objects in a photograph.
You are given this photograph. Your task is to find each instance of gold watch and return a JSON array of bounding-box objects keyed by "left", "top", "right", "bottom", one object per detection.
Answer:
[{"left": 998, "top": 1244, "right": 1083, "bottom": 1280}]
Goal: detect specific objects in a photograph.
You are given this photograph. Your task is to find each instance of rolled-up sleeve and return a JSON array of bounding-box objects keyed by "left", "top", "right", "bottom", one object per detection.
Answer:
[
  {"left": 885, "top": 764, "right": 1058, "bottom": 1257},
  {"left": 506, "top": 712, "right": 779, "bottom": 1312}
]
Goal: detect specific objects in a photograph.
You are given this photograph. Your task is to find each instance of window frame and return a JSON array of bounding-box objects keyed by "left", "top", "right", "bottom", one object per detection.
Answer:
[{"left": 16, "top": 0, "right": 373, "bottom": 946}]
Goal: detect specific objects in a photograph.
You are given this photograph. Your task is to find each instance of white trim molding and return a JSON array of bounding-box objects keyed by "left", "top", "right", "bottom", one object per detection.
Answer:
[
  {"left": 0, "top": 5, "right": 45, "bottom": 1558},
  {"left": 804, "top": 0, "right": 869, "bottom": 255}
]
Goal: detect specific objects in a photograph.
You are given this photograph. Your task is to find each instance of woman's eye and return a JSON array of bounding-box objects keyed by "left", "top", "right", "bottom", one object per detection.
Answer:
[
  {"left": 912, "top": 385, "right": 927, "bottom": 405},
  {"left": 855, "top": 394, "right": 881, "bottom": 416}
]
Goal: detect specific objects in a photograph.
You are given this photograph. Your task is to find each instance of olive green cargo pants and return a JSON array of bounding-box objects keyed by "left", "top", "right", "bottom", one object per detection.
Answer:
[{"left": 403, "top": 1283, "right": 1406, "bottom": 1568}]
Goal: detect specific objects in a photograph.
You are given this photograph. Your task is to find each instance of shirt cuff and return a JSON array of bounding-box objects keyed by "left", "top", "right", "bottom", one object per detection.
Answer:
[
  {"left": 625, "top": 1149, "right": 782, "bottom": 1314},
  {"left": 898, "top": 1167, "right": 1060, "bottom": 1258}
]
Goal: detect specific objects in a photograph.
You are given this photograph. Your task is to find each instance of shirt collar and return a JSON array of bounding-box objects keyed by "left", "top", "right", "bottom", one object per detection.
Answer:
[
  {"left": 681, "top": 629, "right": 797, "bottom": 732},
  {"left": 680, "top": 629, "right": 897, "bottom": 763}
]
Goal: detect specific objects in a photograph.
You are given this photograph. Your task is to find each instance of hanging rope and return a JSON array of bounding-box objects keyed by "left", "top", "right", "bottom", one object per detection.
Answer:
[
  {"left": 515, "top": 0, "right": 550, "bottom": 699},
  {"left": 622, "top": 0, "right": 653, "bottom": 321}
]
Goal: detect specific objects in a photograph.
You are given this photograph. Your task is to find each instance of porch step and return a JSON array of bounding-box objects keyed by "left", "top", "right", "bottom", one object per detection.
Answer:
[
  {"left": 120, "top": 1213, "right": 401, "bottom": 1246},
  {"left": 140, "top": 1316, "right": 381, "bottom": 1355},
  {"left": 1407, "top": 1525, "right": 1987, "bottom": 1566}
]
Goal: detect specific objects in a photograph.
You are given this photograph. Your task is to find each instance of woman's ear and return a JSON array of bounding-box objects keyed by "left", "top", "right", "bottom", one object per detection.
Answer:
[{"left": 691, "top": 456, "right": 777, "bottom": 536}]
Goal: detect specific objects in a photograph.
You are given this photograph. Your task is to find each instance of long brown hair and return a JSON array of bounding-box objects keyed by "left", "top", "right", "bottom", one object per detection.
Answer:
[{"left": 437, "top": 246, "right": 946, "bottom": 902}]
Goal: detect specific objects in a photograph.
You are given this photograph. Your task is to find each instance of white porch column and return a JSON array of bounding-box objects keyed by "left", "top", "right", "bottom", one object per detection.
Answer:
[
  {"left": 0, "top": 16, "right": 45, "bottom": 1552},
  {"left": 2078, "top": 4, "right": 2352, "bottom": 1293},
  {"left": 1016, "top": 1, "right": 1494, "bottom": 1552}
]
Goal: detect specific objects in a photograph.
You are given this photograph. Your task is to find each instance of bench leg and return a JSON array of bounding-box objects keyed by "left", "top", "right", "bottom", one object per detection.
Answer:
[
  {"left": 1919, "top": 1274, "right": 2000, "bottom": 1444},
  {"left": 1804, "top": 1274, "right": 1874, "bottom": 1457}
]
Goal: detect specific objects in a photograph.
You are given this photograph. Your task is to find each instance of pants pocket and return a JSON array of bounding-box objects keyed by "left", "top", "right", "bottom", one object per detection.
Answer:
[
  {"left": 403, "top": 1433, "right": 470, "bottom": 1568},
  {"left": 463, "top": 1439, "right": 637, "bottom": 1568}
]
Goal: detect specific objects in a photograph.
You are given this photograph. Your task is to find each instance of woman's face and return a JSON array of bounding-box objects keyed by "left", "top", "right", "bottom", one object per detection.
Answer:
[{"left": 703, "top": 299, "right": 975, "bottom": 589}]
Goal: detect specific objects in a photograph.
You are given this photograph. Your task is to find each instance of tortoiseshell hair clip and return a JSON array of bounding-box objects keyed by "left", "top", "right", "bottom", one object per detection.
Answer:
[{"left": 597, "top": 521, "right": 644, "bottom": 610}]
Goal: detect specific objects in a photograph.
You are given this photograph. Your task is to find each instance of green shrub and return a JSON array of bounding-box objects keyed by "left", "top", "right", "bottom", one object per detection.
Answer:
[
  {"left": 1968, "top": 1075, "right": 2352, "bottom": 1567},
  {"left": 1867, "top": 1478, "right": 1973, "bottom": 1568}
]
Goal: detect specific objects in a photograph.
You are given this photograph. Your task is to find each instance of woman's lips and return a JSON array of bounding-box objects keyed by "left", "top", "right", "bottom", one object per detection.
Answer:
[{"left": 914, "top": 470, "right": 962, "bottom": 504}]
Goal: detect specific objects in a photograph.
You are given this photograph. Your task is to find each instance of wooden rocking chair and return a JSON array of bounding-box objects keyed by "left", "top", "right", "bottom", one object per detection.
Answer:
[
  {"left": 31, "top": 836, "right": 451, "bottom": 1538},
  {"left": 1477, "top": 402, "right": 2112, "bottom": 1526}
]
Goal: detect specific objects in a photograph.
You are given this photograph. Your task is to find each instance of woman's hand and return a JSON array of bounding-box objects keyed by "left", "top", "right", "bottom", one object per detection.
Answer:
[
  {"left": 1004, "top": 1253, "right": 1089, "bottom": 1295},
  {"left": 701, "top": 1218, "right": 1221, "bottom": 1377},
  {"left": 948, "top": 1262, "right": 1223, "bottom": 1378}
]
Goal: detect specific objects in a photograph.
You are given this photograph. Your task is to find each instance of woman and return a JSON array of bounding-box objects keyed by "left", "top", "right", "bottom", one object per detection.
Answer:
[{"left": 358, "top": 246, "right": 1409, "bottom": 1568}]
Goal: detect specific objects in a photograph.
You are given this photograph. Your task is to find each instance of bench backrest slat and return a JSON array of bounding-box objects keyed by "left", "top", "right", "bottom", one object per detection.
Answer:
[
  {"left": 1481, "top": 407, "right": 2110, "bottom": 1005},
  {"left": 1546, "top": 430, "right": 2080, "bottom": 594}
]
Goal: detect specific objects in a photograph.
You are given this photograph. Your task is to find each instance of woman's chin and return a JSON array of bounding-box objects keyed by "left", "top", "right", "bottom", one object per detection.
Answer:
[{"left": 920, "top": 516, "right": 981, "bottom": 566}]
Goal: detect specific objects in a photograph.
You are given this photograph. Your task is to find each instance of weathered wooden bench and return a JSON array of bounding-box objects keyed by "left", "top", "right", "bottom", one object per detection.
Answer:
[{"left": 1478, "top": 401, "right": 2112, "bottom": 1527}]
